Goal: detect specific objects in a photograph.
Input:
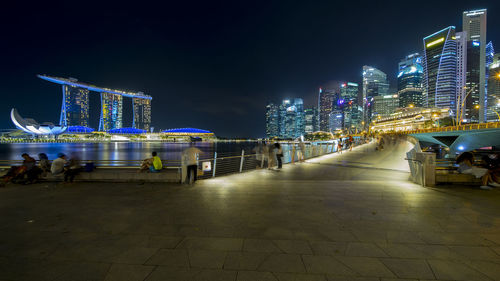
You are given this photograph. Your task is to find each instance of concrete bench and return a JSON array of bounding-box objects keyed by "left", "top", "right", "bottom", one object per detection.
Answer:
[
  {"left": 435, "top": 170, "right": 482, "bottom": 185},
  {"left": 1, "top": 167, "right": 181, "bottom": 183}
]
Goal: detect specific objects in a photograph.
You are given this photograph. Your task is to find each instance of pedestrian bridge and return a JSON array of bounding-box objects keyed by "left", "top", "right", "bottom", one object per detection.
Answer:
[{"left": 400, "top": 122, "right": 500, "bottom": 155}]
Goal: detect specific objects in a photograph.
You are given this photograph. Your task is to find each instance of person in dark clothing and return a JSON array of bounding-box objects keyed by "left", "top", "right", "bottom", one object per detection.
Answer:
[
  {"left": 64, "top": 153, "right": 81, "bottom": 183},
  {"left": 274, "top": 143, "right": 283, "bottom": 169}
]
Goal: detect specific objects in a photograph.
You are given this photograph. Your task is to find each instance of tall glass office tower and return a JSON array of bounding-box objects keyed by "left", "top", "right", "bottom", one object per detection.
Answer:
[
  {"left": 304, "top": 107, "right": 319, "bottom": 133},
  {"left": 132, "top": 98, "right": 152, "bottom": 131},
  {"left": 318, "top": 88, "right": 335, "bottom": 131},
  {"left": 487, "top": 54, "right": 500, "bottom": 121},
  {"left": 60, "top": 85, "right": 89, "bottom": 127},
  {"left": 362, "top": 66, "right": 389, "bottom": 124},
  {"left": 422, "top": 26, "right": 457, "bottom": 111},
  {"left": 340, "top": 82, "right": 360, "bottom": 130},
  {"left": 463, "top": 9, "right": 487, "bottom": 122},
  {"left": 397, "top": 53, "right": 423, "bottom": 107},
  {"left": 265, "top": 102, "right": 279, "bottom": 138},
  {"left": 99, "top": 93, "right": 123, "bottom": 131}
]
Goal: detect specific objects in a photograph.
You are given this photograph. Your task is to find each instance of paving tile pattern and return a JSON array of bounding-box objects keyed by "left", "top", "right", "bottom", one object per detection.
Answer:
[{"left": 1, "top": 141, "right": 500, "bottom": 280}]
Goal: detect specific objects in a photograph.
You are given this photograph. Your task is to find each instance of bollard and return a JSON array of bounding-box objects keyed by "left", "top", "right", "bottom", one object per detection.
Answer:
[
  {"left": 239, "top": 150, "right": 244, "bottom": 173},
  {"left": 212, "top": 152, "right": 217, "bottom": 178}
]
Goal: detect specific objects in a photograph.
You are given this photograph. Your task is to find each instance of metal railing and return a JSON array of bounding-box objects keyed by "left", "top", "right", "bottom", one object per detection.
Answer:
[
  {"left": 0, "top": 138, "right": 369, "bottom": 181},
  {"left": 401, "top": 121, "right": 500, "bottom": 134}
]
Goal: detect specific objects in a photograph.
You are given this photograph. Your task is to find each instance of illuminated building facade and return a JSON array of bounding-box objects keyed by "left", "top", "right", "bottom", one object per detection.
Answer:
[
  {"left": 485, "top": 41, "right": 495, "bottom": 120},
  {"left": 304, "top": 107, "right": 319, "bottom": 134},
  {"left": 362, "top": 66, "right": 389, "bottom": 124},
  {"left": 371, "top": 107, "right": 451, "bottom": 133},
  {"left": 60, "top": 85, "right": 89, "bottom": 127},
  {"left": 373, "top": 94, "right": 399, "bottom": 118},
  {"left": 318, "top": 88, "right": 335, "bottom": 131},
  {"left": 397, "top": 53, "right": 423, "bottom": 107},
  {"left": 265, "top": 102, "right": 280, "bottom": 138},
  {"left": 99, "top": 93, "right": 123, "bottom": 131},
  {"left": 487, "top": 54, "right": 500, "bottom": 121},
  {"left": 422, "top": 26, "right": 457, "bottom": 111},
  {"left": 38, "top": 75, "right": 152, "bottom": 132},
  {"left": 133, "top": 98, "right": 152, "bottom": 131},
  {"left": 463, "top": 9, "right": 487, "bottom": 122}
]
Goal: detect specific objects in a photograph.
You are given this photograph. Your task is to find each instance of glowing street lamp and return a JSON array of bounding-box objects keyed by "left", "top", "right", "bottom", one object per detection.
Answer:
[{"left": 409, "top": 104, "right": 414, "bottom": 108}]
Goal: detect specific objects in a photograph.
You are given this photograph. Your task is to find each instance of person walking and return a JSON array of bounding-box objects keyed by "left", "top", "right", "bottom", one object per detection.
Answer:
[
  {"left": 274, "top": 143, "right": 283, "bottom": 169},
  {"left": 182, "top": 142, "right": 202, "bottom": 184},
  {"left": 337, "top": 140, "right": 343, "bottom": 154}
]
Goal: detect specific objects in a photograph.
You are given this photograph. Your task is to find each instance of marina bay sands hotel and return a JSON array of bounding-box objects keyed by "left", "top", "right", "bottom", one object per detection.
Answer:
[{"left": 38, "top": 75, "right": 152, "bottom": 131}]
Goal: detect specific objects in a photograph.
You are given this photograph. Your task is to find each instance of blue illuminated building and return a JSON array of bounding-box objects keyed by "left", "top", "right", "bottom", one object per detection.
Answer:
[
  {"left": 398, "top": 53, "right": 423, "bottom": 108},
  {"left": 38, "top": 75, "right": 152, "bottom": 132},
  {"left": 67, "top": 126, "right": 95, "bottom": 134},
  {"left": 108, "top": 127, "right": 147, "bottom": 134},
  {"left": 422, "top": 26, "right": 457, "bottom": 110}
]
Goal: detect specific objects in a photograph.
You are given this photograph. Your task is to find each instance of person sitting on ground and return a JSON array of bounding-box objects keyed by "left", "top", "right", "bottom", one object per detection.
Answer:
[
  {"left": 22, "top": 153, "right": 42, "bottom": 184},
  {"left": 0, "top": 153, "right": 33, "bottom": 186},
  {"left": 456, "top": 151, "right": 491, "bottom": 190},
  {"left": 150, "top": 151, "right": 163, "bottom": 173},
  {"left": 38, "top": 153, "right": 51, "bottom": 176},
  {"left": 479, "top": 153, "right": 500, "bottom": 189},
  {"left": 51, "top": 153, "right": 67, "bottom": 176},
  {"left": 64, "top": 152, "right": 81, "bottom": 182}
]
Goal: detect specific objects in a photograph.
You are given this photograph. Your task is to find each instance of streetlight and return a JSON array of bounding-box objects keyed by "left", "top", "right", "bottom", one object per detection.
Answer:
[
  {"left": 475, "top": 104, "right": 500, "bottom": 122},
  {"left": 456, "top": 84, "right": 477, "bottom": 126}
]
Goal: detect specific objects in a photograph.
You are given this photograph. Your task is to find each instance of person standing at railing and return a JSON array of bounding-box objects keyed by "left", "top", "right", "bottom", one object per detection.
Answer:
[
  {"left": 182, "top": 143, "right": 202, "bottom": 184},
  {"left": 268, "top": 142, "right": 276, "bottom": 169},
  {"left": 253, "top": 141, "right": 266, "bottom": 168},
  {"left": 298, "top": 140, "right": 305, "bottom": 162},
  {"left": 274, "top": 143, "right": 283, "bottom": 169},
  {"left": 262, "top": 141, "right": 269, "bottom": 168}
]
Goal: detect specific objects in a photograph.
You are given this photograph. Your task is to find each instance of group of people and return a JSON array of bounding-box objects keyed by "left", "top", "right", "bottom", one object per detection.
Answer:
[
  {"left": 456, "top": 151, "right": 500, "bottom": 190},
  {"left": 1, "top": 152, "right": 82, "bottom": 186},
  {"left": 337, "top": 136, "right": 355, "bottom": 154},
  {"left": 254, "top": 141, "right": 285, "bottom": 170}
]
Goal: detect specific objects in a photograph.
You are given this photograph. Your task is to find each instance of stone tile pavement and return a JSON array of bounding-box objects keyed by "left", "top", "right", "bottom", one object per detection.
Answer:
[{"left": 0, "top": 141, "right": 499, "bottom": 280}]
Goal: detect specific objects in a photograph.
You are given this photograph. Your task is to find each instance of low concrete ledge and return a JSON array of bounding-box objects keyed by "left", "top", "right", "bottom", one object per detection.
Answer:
[
  {"left": 45, "top": 168, "right": 181, "bottom": 183},
  {"left": 435, "top": 171, "right": 482, "bottom": 185}
]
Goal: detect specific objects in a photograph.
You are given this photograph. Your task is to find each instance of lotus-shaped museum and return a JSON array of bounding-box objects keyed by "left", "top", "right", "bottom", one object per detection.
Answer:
[{"left": 10, "top": 108, "right": 67, "bottom": 135}]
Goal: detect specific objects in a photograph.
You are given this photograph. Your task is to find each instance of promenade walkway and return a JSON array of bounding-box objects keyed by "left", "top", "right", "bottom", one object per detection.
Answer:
[{"left": 1, "top": 141, "right": 500, "bottom": 281}]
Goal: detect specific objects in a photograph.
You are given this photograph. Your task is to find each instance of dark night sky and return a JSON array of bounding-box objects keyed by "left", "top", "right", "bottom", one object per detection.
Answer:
[{"left": 1, "top": 1, "right": 499, "bottom": 137}]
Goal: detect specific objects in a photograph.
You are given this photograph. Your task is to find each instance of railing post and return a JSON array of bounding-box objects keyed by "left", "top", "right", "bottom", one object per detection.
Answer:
[
  {"left": 212, "top": 152, "right": 217, "bottom": 178},
  {"left": 239, "top": 150, "right": 245, "bottom": 173}
]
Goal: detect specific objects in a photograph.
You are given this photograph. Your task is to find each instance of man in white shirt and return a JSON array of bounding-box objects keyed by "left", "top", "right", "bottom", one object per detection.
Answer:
[
  {"left": 51, "top": 153, "right": 66, "bottom": 175},
  {"left": 182, "top": 143, "right": 202, "bottom": 184}
]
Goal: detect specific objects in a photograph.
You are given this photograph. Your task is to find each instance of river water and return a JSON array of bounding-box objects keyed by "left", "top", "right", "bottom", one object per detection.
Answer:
[{"left": 0, "top": 141, "right": 259, "bottom": 162}]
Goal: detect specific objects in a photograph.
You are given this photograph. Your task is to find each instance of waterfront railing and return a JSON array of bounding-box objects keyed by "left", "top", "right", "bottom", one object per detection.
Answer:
[{"left": 0, "top": 138, "right": 366, "bottom": 180}]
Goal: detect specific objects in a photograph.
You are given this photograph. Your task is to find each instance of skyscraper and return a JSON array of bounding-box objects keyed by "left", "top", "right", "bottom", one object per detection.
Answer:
[
  {"left": 456, "top": 31, "right": 468, "bottom": 120},
  {"left": 132, "top": 98, "right": 152, "bottom": 131},
  {"left": 304, "top": 107, "right": 319, "bottom": 133},
  {"left": 373, "top": 94, "right": 399, "bottom": 118},
  {"left": 340, "top": 82, "right": 361, "bottom": 130},
  {"left": 486, "top": 41, "right": 495, "bottom": 116},
  {"left": 318, "top": 88, "right": 335, "bottom": 131},
  {"left": 60, "top": 85, "right": 89, "bottom": 127},
  {"left": 397, "top": 53, "right": 423, "bottom": 107},
  {"left": 422, "top": 26, "right": 457, "bottom": 111},
  {"left": 282, "top": 98, "right": 304, "bottom": 139},
  {"left": 463, "top": 9, "right": 487, "bottom": 122},
  {"left": 362, "top": 66, "right": 389, "bottom": 124},
  {"left": 487, "top": 54, "right": 500, "bottom": 121},
  {"left": 265, "top": 102, "right": 279, "bottom": 138},
  {"left": 99, "top": 92, "right": 123, "bottom": 131}
]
